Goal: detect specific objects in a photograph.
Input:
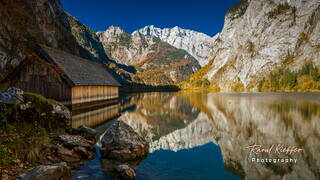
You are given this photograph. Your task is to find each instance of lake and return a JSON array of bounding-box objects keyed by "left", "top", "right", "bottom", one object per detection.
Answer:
[{"left": 73, "top": 92, "right": 320, "bottom": 180}]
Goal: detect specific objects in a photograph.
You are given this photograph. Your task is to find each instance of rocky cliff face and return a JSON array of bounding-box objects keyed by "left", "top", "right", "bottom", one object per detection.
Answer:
[
  {"left": 0, "top": 0, "right": 80, "bottom": 82},
  {"left": 0, "top": 0, "right": 141, "bottom": 87},
  {"left": 97, "top": 26, "right": 156, "bottom": 65},
  {"left": 188, "top": 0, "right": 320, "bottom": 92},
  {"left": 65, "top": 17, "right": 141, "bottom": 85},
  {"left": 66, "top": 13, "right": 108, "bottom": 62},
  {"left": 97, "top": 26, "right": 201, "bottom": 85},
  {"left": 135, "top": 25, "right": 217, "bottom": 67}
]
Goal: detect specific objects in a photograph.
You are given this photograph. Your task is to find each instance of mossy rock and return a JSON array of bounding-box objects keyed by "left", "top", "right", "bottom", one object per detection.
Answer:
[
  {"left": 0, "top": 92, "right": 70, "bottom": 131},
  {"left": 23, "top": 92, "right": 68, "bottom": 111}
]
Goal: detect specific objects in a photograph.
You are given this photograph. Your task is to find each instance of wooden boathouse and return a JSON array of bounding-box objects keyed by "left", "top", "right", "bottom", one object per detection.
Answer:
[{"left": 5, "top": 45, "right": 121, "bottom": 105}]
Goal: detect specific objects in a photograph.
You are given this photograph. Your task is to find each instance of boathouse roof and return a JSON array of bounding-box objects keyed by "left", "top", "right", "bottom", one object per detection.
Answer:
[{"left": 37, "top": 45, "right": 121, "bottom": 87}]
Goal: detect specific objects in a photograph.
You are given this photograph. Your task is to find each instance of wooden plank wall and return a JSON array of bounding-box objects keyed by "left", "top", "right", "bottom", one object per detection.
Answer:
[
  {"left": 71, "top": 86, "right": 118, "bottom": 104},
  {"left": 13, "top": 62, "right": 71, "bottom": 102},
  {"left": 11, "top": 61, "right": 119, "bottom": 105}
]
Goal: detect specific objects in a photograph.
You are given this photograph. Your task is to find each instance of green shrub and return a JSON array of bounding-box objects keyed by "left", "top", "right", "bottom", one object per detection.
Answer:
[
  {"left": 258, "top": 62, "right": 320, "bottom": 92},
  {"left": 268, "top": 3, "right": 296, "bottom": 19},
  {"left": 270, "top": 73, "right": 280, "bottom": 90},
  {"left": 258, "top": 79, "right": 264, "bottom": 91},
  {"left": 0, "top": 103, "right": 19, "bottom": 128},
  {"left": 22, "top": 93, "right": 70, "bottom": 130},
  {"left": 0, "top": 103, "right": 9, "bottom": 127},
  {"left": 247, "top": 40, "right": 255, "bottom": 53},
  {"left": 195, "top": 79, "right": 210, "bottom": 88},
  {"left": 118, "top": 32, "right": 132, "bottom": 47},
  {"left": 1, "top": 92, "right": 69, "bottom": 131},
  {"left": 0, "top": 146, "right": 13, "bottom": 166},
  {"left": 232, "top": 78, "right": 245, "bottom": 92},
  {"left": 0, "top": 123, "right": 50, "bottom": 166},
  {"left": 281, "top": 70, "right": 297, "bottom": 88},
  {"left": 299, "top": 63, "right": 319, "bottom": 81},
  {"left": 227, "top": 0, "right": 249, "bottom": 19},
  {"left": 283, "top": 52, "right": 295, "bottom": 65}
]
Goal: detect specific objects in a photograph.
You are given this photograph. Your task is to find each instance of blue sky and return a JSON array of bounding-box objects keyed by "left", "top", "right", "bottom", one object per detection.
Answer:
[{"left": 61, "top": 0, "right": 240, "bottom": 36}]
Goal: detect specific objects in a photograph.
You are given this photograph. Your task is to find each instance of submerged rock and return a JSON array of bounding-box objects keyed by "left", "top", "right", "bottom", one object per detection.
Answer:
[
  {"left": 102, "top": 158, "right": 139, "bottom": 180},
  {"left": 112, "top": 164, "right": 136, "bottom": 180},
  {"left": 100, "top": 120, "right": 149, "bottom": 161},
  {"left": 22, "top": 162, "right": 71, "bottom": 180}
]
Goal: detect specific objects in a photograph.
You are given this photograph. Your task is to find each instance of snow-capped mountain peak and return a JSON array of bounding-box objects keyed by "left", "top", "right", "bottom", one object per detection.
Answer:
[{"left": 133, "top": 25, "right": 217, "bottom": 66}]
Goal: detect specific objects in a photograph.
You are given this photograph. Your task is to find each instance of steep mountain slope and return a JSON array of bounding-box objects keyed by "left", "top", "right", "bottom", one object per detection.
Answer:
[
  {"left": 183, "top": 0, "right": 320, "bottom": 92},
  {"left": 0, "top": 0, "right": 142, "bottom": 90},
  {"left": 0, "top": 0, "right": 193, "bottom": 90},
  {"left": 66, "top": 17, "right": 192, "bottom": 87},
  {"left": 0, "top": 0, "right": 80, "bottom": 83},
  {"left": 65, "top": 14, "right": 139, "bottom": 86},
  {"left": 135, "top": 25, "right": 217, "bottom": 67},
  {"left": 97, "top": 26, "right": 155, "bottom": 65},
  {"left": 97, "top": 26, "right": 201, "bottom": 85},
  {"left": 66, "top": 13, "right": 108, "bottom": 62}
]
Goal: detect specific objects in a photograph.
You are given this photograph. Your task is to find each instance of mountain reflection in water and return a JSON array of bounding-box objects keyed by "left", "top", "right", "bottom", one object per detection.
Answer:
[{"left": 73, "top": 92, "right": 320, "bottom": 180}]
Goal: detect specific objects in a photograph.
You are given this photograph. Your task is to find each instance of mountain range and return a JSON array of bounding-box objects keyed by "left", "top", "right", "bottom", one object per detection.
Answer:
[
  {"left": 96, "top": 26, "right": 201, "bottom": 85},
  {"left": 60, "top": 13, "right": 211, "bottom": 86},
  {"left": 1, "top": 0, "right": 319, "bottom": 92},
  {"left": 134, "top": 25, "right": 217, "bottom": 67}
]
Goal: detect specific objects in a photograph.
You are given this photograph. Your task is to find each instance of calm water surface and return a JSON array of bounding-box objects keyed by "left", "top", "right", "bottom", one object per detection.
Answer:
[{"left": 73, "top": 92, "right": 320, "bottom": 180}]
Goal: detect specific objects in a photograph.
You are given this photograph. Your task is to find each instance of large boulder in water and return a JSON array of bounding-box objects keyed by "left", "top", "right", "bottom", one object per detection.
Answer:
[
  {"left": 100, "top": 120, "right": 149, "bottom": 161},
  {"left": 22, "top": 162, "right": 71, "bottom": 180}
]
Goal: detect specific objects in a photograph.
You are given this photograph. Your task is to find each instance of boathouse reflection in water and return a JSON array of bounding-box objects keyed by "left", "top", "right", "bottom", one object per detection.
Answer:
[{"left": 71, "top": 103, "right": 120, "bottom": 128}]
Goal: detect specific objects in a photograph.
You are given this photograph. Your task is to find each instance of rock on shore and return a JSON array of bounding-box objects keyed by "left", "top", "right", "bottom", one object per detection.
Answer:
[
  {"left": 0, "top": 87, "right": 24, "bottom": 104},
  {"left": 22, "top": 125, "right": 97, "bottom": 179},
  {"left": 51, "top": 126, "right": 97, "bottom": 168},
  {"left": 70, "top": 125, "right": 97, "bottom": 142},
  {"left": 22, "top": 162, "right": 71, "bottom": 180}
]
